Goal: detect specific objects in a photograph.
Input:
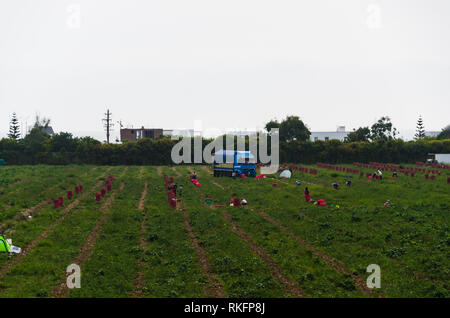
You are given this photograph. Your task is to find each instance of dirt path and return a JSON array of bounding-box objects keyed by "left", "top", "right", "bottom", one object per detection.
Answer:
[
  {"left": 220, "top": 209, "right": 304, "bottom": 298},
  {"left": 133, "top": 181, "right": 149, "bottom": 297},
  {"left": 164, "top": 170, "right": 225, "bottom": 297},
  {"left": 138, "top": 167, "right": 144, "bottom": 179},
  {"left": 0, "top": 179, "right": 24, "bottom": 192},
  {"left": 0, "top": 169, "right": 112, "bottom": 279},
  {"left": 171, "top": 166, "right": 182, "bottom": 177},
  {"left": 199, "top": 171, "right": 372, "bottom": 295},
  {"left": 52, "top": 181, "right": 125, "bottom": 298},
  {"left": 211, "top": 181, "right": 225, "bottom": 190},
  {"left": 180, "top": 204, "right": 225, "bottom": 298},
  {"left": 198, "top": 166, "right": 228, "bottom": 190},
  {"left": 199, "top": 165, "right": 212, "bottom": 174},
  {"left": 156, "top": 166, "right": 163, "bottom": 177},
  {"left": 138, "top": 181, "right": 148, "bottom": 211},
  {"left": 255, "top": 209, "right": 375, "bottom": 296}
]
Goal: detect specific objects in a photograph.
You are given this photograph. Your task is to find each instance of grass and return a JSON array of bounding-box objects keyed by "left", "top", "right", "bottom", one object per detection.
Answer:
[{"left": 0, "top": 163, "right": 448, "bottom": 297}]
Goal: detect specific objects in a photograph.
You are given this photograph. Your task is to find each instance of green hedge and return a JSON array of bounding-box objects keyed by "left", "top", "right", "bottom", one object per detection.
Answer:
[{"left": 1, "top": 134, "right": 449, "bottom": 165}]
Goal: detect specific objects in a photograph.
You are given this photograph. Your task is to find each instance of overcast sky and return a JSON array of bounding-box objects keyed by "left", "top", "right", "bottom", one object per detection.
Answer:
[{"left": 1, "top": 0, "right": 449, "bottom": 141}]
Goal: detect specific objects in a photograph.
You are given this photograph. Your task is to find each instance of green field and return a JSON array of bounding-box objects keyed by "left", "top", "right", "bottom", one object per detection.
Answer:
[{"left": 0, "top": 164, "right": 448, "bottom": 298}]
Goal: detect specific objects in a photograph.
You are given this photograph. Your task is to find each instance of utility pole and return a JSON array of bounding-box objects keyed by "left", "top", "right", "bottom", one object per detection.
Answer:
[{"left": 102, "top": 109, "right": 114, "bottom": 143}]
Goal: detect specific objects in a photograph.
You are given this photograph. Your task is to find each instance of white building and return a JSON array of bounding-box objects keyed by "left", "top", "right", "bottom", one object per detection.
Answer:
[
  {"left": 229, "top": 130, "right": 259, "bottom": 137},
  {"left": 432, "top": 154, "right": 450, "bottom": 164},
  {"left": 310, "top": 126, "right": 348, "bottom": 142},
  {"left": 424, "top": 131, "right": 440, "bottom": 138},
  {"left": 163, "top": 129, "right": 194, "bottom": 137}
]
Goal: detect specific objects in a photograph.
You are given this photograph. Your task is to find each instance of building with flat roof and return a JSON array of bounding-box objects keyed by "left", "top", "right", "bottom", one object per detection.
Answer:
[
  {"left": 163, "top": 129, "right": 194, "bottom": 138},
  {"left": 310, "top": 126, "right": 349, "bottom": 142},
  {"left": 429, "top": 153, "right": 450, "bottom": 164},
  {"left": 120, "top": 127, "right": 163, "bottom": 142}
]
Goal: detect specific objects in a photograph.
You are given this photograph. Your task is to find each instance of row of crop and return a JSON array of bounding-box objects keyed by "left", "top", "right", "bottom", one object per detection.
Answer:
[
  {"left": 318, "top": 161, "right": 450, "bottom": 182},
  {"left": 208, "top": 167, "right": 448, "bottom": 296},
  {"left": 415, "top": 161, "right": 450, "bottom": 169},
  {"left": 0, "top": 166, "right": 102, "bottom": 233},
  {"left": 0, "top": 167, "right": 122, "bottom": 297},
  {"left": 139, "top": 166, "right": 207, "bottom": 297},
  {"left": 68, "top": 167, "right": 142, "bottom": 297},
  {"left": 0, "top": 166, "right": 79, "bottom": 202},
  {"left": 354, "top": 162, "right": 446, "bottom": 175},
  {"left": 182, "top": 166, "right": 369, "bottom": 297},
  {"left": 293, "top": 162, "right": 450, "bottom": 228},
  {"left": 278, "top": 172, "right": 449, "bottom": 284},
  {"left": 283, "top": 162, "right": 450, "bottom": 196},
  {"left": 274, "top": 164, "right": 449, "bottom": 250},
  {"left": 0, "top": 166, "right": 56, "bottom": 190},
  {"left": 0, "top": 166, "right": 96, "bottom": 222},
  {"left": 169, "top": 166, "right": 290, "bottom": 297}
]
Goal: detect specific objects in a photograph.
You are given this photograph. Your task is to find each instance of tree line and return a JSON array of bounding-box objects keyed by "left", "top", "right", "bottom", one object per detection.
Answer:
[
  {"left": 1, "top": 114, "right": 449, "bottom": 165},
  {"left": 1, "top": 130, "right": 449, "bottom": 165}
]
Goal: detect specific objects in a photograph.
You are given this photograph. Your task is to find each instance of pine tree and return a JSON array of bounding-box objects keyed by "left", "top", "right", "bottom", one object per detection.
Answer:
[
  {"left": 7, "top": 112, "right": 20, "bottom": 140},
  {"left": 415, "top": 115, "right": 425, "bottom": 140}
]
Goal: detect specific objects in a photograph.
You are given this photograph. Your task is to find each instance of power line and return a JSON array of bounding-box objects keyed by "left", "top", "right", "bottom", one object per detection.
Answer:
[{"left": 102, "top": 109, "right": 114, "bottom": 143}]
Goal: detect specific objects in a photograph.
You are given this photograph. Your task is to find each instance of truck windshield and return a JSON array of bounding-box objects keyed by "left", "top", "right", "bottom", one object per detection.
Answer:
[{"left": 236, "top": 155, "right": 255, "bottom": 164}]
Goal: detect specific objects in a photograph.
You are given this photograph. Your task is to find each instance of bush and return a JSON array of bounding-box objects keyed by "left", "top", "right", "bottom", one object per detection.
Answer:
[{"left": 1, "top": 134, "right": 449, "bottom": 165}]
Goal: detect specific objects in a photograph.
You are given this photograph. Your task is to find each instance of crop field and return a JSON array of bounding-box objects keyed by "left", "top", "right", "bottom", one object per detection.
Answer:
[{"left": 0, "top": 163, "right": 448, "bottom": 298}]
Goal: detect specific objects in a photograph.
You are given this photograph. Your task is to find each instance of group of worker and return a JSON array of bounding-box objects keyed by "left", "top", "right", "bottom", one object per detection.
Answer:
[
  {"left": 168, "top": 183, "right": 183, "bottom": 198},
  {"left": 372, "top": 169, "right": 383, "bottom": 180},
  {"left": 302, "top": 175, "right": 355, "bottom": 202},
  {"left": 230, "top": 197, "right": 247, "bottom": 207}
]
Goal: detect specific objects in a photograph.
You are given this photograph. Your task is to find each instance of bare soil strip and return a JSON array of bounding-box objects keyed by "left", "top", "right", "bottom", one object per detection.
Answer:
[
  {"left": 188, "top": 179, "right": 213, "bottom": 209},
  {"left": 156, "top": 166, "right": 163, "bottom": 176},
  {"left": 202, "top": 173, "right": 373, "bottom": 295},
  {"left": 0, "top": 169, "right": 112, "bottom": 279},
  {"left": 138, "top": 181, "right": 148, "bottom": 211},
  {"left": 52, "top": 181, "right": 125, "bottom": 298},
  {"left": 211, "top": 181, "right": 225, "bottom": 190},
  {"left": 171, "top": 166, "right": 182, "bottom": 177},
  {"left": 168, "top": 170, "right": 225, "bottom": 297},
  {"left": 133, "top": 181, "right": 149, "bottom": 297},
  {"left": 203, "top": 167, "right": 226, "bottom": 190},
  {"left": 17, "top": 199, "right": 51, "bottom": 221},
  {"left": 199, "top": 165, "right": 212, "bottom": 174},
  {"left": 220, "top": 209, "right": 304, "bottom": 298},
  {"left": 138, "top": 167, "right": 144, "bottom": 179},
  {"left": 186, "top": 167, "right": 213, "bottom": 204},
  {"left": 0, "top": 179, "right": 24, "bottom": 192},
  {"left": 180, "top": 204, "right": 225, "bottom": 298}
]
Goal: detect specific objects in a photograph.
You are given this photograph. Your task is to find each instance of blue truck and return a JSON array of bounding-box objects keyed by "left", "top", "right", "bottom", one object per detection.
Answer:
[{"left": 213, "top": 150, "right": 257, "bottom": 177}]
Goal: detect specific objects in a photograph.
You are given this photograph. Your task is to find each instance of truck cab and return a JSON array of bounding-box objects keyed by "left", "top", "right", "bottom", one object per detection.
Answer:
[{"left": 213, "top": 150, "right": 257, "bottom": 177}]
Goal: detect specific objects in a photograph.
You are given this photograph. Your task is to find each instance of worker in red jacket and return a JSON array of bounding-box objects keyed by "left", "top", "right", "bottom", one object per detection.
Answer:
[{"left": 304, "top": 187, "right": 311, "bottom": 202}]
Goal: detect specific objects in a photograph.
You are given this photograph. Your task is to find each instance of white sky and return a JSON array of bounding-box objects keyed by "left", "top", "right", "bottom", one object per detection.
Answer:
[{"left": 1, "top": 0, "right": 449, "bottom": 141}]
